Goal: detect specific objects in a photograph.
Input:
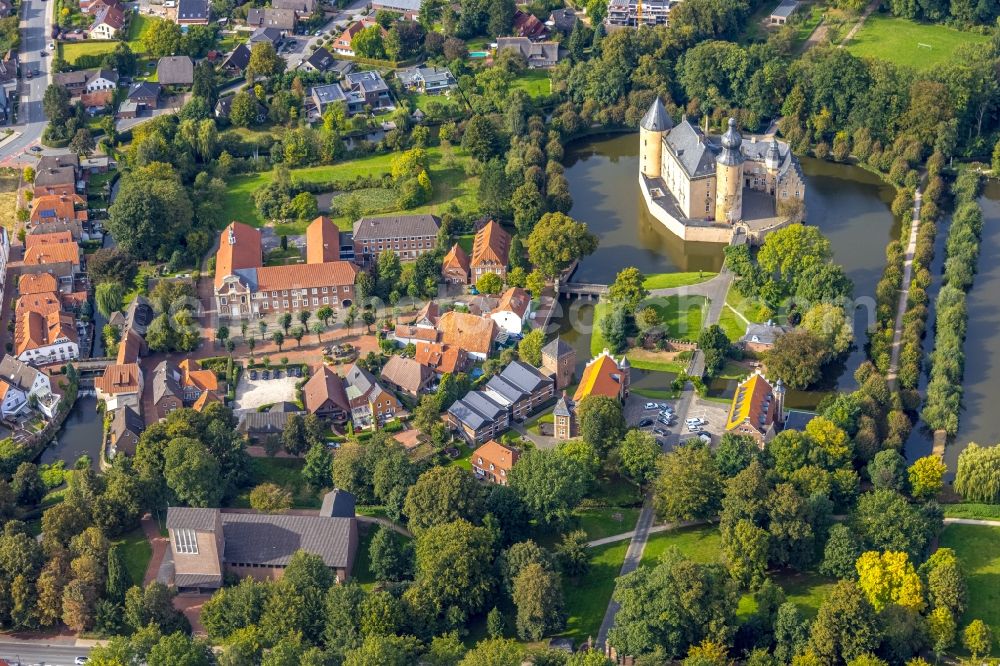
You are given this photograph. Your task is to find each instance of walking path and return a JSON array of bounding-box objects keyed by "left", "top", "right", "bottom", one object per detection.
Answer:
[
  {"left": 587, "top": 519, "right": 706, "bottom": 547},
  {"left": 596, "top": 499, "right": 654, "bottom": 648},
  {"left": 886, "top": 185, "right": 922, "bottom": 386},
  {"left": 943, "top": 517, "right": 1000, "bottom": 527},
  {"left": 141, "top": 513, "right": 169, "bottom": 587},
  {"left": 839, "top": 0, "right": 881, "bottom": 48}
]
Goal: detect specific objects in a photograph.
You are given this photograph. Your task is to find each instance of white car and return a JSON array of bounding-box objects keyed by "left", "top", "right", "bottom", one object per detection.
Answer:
[
  {"left": 75, "top": 658, "right": 90, "bottom": 665},
  {"left": 644, "top": 402, "right": 658, "bottom": 410}
]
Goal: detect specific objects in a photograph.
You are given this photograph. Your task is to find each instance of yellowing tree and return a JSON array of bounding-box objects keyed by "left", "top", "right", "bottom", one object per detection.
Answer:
[
  {"left": 855, "top": 551, "right": 925, "bottom": 612},
  {"left": 907, "top": 455, "right": 947, "bottom": 500},
  {"left": 804, "top": 417, "right": 853, "bottom": 470}
]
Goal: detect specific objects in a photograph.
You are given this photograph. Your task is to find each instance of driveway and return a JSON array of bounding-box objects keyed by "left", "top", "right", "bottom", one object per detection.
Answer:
[{"left": 233, "top": 374, "right": 299, "bottom": 411}]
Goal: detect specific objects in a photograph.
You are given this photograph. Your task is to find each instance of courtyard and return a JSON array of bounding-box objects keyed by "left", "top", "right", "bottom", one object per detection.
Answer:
[{"left": 233, "top": 373, "right": 299, "bottom": 412}]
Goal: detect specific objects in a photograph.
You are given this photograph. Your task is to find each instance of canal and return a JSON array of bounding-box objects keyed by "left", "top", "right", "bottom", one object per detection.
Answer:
[{"left": 562, "top": 133, "right": 898, "bottom": 394}]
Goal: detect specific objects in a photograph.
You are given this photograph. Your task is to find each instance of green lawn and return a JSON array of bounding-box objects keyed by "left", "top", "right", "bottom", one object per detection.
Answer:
[
  {"left": 643, "top": 295, "right": 706, "bottom": 342},
  {"left": 940, "top": 524, "right": 1000, "bottom": 655},
  {"left": 643, "top": 272, "right": 717, "bottom": 290},
  {"left": 573, "top": 506, "right": 641, "bottom": 542},
  {"left": 557, "top": 540, "right": 629, "bottom": 643},
  {"left": 352, "top": 523, "right": 379, "bottom": 591},
  {"left": 845, "top": 15, "right": 989, "bottom": 71},
  {"left": 408, "top": 92, "right": 465, "bottom": 114},
  {"left": 442, "top": 443, "right": 474, "bottom": 472},
  {"left": 510, "top": 70, "right": 551, "bottom": 99},
  {"left": 457, "top": 233, "right": 475, "bottom": 254},
  {"left": 631, "top": 387, "right": 680, "bottom": 400},
  {"left": 640, "top": 524, "right": 722, "bottom": 568},
  {"left": 626, "top": 357, "right": 686, "bottom": 373},
  {"left": 719, "top": 305, "right": 747, "bottom": 342},
  {"left": 114, "top": 527, "right": 153, "bottom": 587},
  {"left": 738, "top": 571, "right": 836, "bottom": 620},
  {"left": 230, "top": 457, "right": 321, "bottom": 509},
  {"left": 58, "top": 41, "right": 118, "bottom": 66},
  {"left": 126, "top": 13, "right": 153, "bottom": 44},
  {"left": 726, "top": 287, "right": 774, "bottom": 324},
  {"left": 942, "top": 503, "right": 1000, "bottom": 520},
  {"left": 220, "top": 146, "right": 478, "bottom": 234}
]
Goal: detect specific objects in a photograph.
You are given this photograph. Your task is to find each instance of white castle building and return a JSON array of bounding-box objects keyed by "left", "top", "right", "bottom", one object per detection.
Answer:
[{"left": 638, "top": 97, "right": 806, "bottom": 243}]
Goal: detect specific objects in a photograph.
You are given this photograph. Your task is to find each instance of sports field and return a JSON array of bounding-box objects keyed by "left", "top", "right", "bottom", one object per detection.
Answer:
[{"left": 845, "top": 15, "right": 989, "bottom": 71}]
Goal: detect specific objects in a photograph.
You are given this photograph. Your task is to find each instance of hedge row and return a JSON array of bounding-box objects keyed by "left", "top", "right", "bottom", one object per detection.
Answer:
[{"left": 921, "top": 170, "right": 984, "bottom": 434}]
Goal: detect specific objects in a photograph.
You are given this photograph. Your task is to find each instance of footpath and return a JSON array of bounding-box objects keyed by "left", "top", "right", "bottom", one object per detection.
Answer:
[{"left": 886, "top": 185, "right": 923, "bottom": 387}]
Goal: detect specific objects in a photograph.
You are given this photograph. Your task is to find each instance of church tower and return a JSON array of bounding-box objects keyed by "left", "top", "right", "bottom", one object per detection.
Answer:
[
  {"left": 639, "top": 97, "right": 672, "bottom": 179},
  {"left": 715, "top": 118, "right": 745, "bottom": 224}
]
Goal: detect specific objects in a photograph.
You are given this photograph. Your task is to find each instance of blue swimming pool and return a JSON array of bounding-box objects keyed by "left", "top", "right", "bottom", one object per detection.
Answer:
[{"left": 469, "top": 51, "right": 489, "bottom": 58}]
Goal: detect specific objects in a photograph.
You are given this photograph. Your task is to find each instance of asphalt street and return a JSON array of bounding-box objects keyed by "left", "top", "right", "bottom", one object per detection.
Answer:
[
  {"left": 0, "top": 0, "right": 53, "bottom": 165},
  {"left": 0, "top": 641, "right": 93, "bottom": 665}
]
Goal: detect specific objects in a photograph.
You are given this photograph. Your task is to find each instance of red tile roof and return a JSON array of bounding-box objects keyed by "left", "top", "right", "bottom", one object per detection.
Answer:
[
  {"left": 573, "top": 350, "right": 627, "bottom": 402},
  {"left": 303, "top": 365, "right": 350, "bottom": 414},
  {"left": 95, "top": 363, "right": 141, "bottom": 395},
  {"left": 255, "top": 261, "right": 358, "bottom": 292},
  {"left": 471, "top": 220, "right": 510, "bottom": 271},
  {"left": 437, "top": 311, "right": 497, "bottom": 357},
  {"left": 306, "top": 216, "right": 340, "bottom": 264},
  {"left": 18, "top": 273, "right": 58, "bottom": 295},
  {"left": 23, "top": 242, "right": 80, "bottom": 266},
  {"left": 215, "top": 222, "right": 262, "bottom": 288}
]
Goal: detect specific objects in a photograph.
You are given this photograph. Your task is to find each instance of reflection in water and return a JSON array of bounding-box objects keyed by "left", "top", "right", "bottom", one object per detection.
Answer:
[
  {"left": 906, "top": 181, "right": 1000, "bottom": 467},
  {"left": 38, "top": 396, "right": 102, "bottom": 470}
]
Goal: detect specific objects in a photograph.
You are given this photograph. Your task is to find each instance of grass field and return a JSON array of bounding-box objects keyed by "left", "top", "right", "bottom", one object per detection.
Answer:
[
  {"left": 643, "top": 271, "right": 717, "bottom": 290},
  {"left": 0, "top": 173, "right": 19, "bottom": 234},
  {"left": 558, "top": 540, "right": 629, "bottom": 643},
  {"left": 640, "top": 524, "right": 721, "bottom": 568},
  {"left": 573, "top": 506, "right": 641, "bottom": 542},
  {"left": 126, "top": 13, "right": 153, "bottom": 43},
  {"left": 590, "top": 296, "right": 706, "bottom": 356},
  {"left": 114, "top": 527, "right": 153, "bottom": 586},
  {"left": 230, "top": 457, "right": 321, "bottom": 509},
  {"left": 940, "top": 524, "right": 1000, "bottom": 655},
  {"left": 719, "top": 304, "right": 747, "bottom": 341},
  {"left": 845, "top": 15, "right": 989, "bottom": 71},
  {"left": 511, "top": 70, "right": 551, "bottom": 99},
  {"left": 58, "top": 40, "right": 118, "bottom": 65},
  {"left": 408, "top": 92, "right": 465, "bottom": 114},
  {"left": 220, "top": 146, "right": 478, "bottom": 235}
]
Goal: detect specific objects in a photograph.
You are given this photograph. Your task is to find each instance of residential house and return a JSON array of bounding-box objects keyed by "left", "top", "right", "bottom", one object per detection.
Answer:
[
  {"left": 152, "top": 361, "right": 182, "bottom": 419},
  {"left": 441, "top": 243, "right": 470, "bottom": 284},
  {"left": 214, "top": 220, "right": 358, "bottom": 320},
  {"left": 94, "top": 362, "right": 142, "bottom": 411},
  {"left": 414, "top": 342, "right": 469, "bottom": 375},
  {"left": 30, "top": 195, "right": 87, "bottom": 225},
  {"left": 302, "top": 365, "right": 351, "bottom": 423},
  {"left": 344, "top": 70, "right": 392, "bottom": 110},
  {"left": 246, "top": 7, "right": 297, "bottom": 31},
  {"left": 0, "top": 355, "right": 60, "bottom": 418},
  {"left": 14, "top": 308, "right": 78, "bottom": 365},
  {"left": 447, "top": 390, "right": 509, "bottom": 444},
  {"left": 37, "top": 154, "right": 79, "bottom": 172},
  {"left": 118, "top": 81, "right": 161, "bottom": 118},
  {"left": 108, "top": 405, "right": 144, "bottom": 457},
  {"left": 22, "top": 241, "right": 81, "bottom": 275},
  {"left": 0, "top": 379, "right": 27, "bottom": 419},
  {"left": 176, "top": 0, "right": 210, "bottom": 24},
  {"left": 344, "top": 363, "right": 401, "bottom": 429},
  {"left": 573, "top": 349, "right": 630, "bottom": 403},
  {"left": 89, "top": 0, "right": 125, "bottom": 39},
  {"left": 548, "top": 8, "right": 578, "bottom": 33},
  {"left": 178, "top": 359, "right": 219, "bottom": 402},
  {"left": 740, "top": 322, "right": 790, "bottom": 353},
  {"left": 80, "top": 155, "right": 112, "bottom": 173},
  {"left": 215, "top": 95, "right": 267, "bottom": 122},
  {"left": 470, "top": 220, "right": 510, "bottom": 283},
  {"left": 248, "top": 26, "right": 284, "bottom": 47},
  {"left": 310, "top": 83, "right": 348, "bottom": 116},
  {"left": 221, "top": 43, "right": 251, "bottom": 74},
  {"left": 0, "top": 227, "right": 7, "bottom": 306},
  {"left": 471, "top": 439, "right": 519, "bottom": 485},
  {"left": 302, "top": 46, "right": 335, "bottom": 72},
  {"left": 409, "top": 301, "right": 439, "bottom": 328},
  {"left": 331, "top": 19, "right": 386, "bottom": 57},
  {"left": 606, "top": 0, "right": 674, "bottom": 26},
  {"left": 724, "top": 370, "right": 786, "bottom": 447},
  {"left": 379, "top": 354, "right": 432, "bottom": 397},
  {"left": 371, "top": 0, "right": 421, "bottom": 18},
  {"left": 27, "top": 220, "right": 85, "bottom": 240},
  {"left": 0, "top": 52, "right": 16, "bottom": 122},
  {"left": 496, "top": 37, "right": 559, "bottom": 68},
  {"left": 166, "top": 489, "right": 358, "bottom": 592},
  {"left": 541, "top": 336, "right": 576, "bottom": 391},
  {"left": 437, "top": 310, "right": 497, "bottom": 361},
  {"left": 396, "top": 66, "right": 456, "bottom": 94},
  {"left": 81, "top": 90, "right": 115, "bottom": 114},
  {"left": 484, "top": 360, "right": 554, "bottom": 420},
  {"left": 306, "top": 215, "right": 340, "bottom": 264},
  {"left": 33, "top": 166, "right": 77, "bottom": 195},
  {"left": 351, "top": 214, "right": 440, "bottom": 265},
  {"left": 490, "top": 287, "right": 531, "bottom": 338},
  {"left": 511, "top": 9, "right": 548, "bottom": 39},
  {"left": 157, "top": 56, "right": 194, "bottom": 86},
  {"left": 272, "top": 0, "right": 316, "bottom": 14},
  {"left": 84, "top": 68, "right": 117, "bottom": 92},
  {"left": 391, "top": 324, "right": 439, "bottom": 347},
  {"left": 54, "top": 70, "right": 91, "bottom": 97}
]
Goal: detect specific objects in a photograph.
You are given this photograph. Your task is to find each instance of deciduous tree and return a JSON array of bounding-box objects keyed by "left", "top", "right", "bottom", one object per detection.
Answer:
[
  {"left": 404, "top": 466, "right": 484, "bottom": 532},
  {"left": 653, "top": 443, "right": 723, "bottom": 522},
  {"left": 512, "top": 562, "right": 565, "bottom": 640},
  {"left": 855, "top": 550, "right": 925, "bottom": 612},
  {"left": 526, "top": 212, "right": 598, "bottom": 279},
  {"left": 618, "top": 429, "right": 661, "bottom": 485}
]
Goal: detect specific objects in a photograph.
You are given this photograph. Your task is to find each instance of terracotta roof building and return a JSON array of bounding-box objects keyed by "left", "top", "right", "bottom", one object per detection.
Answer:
[
  {"left": 302, "top": 365, "right": 350, "bottom": 422},
  {"left": 215, "top": 221, "right": 357, "bottom": 320},
  {"left": 724, "top": 371, "right": 785, "bottom": 446},
  {"left": 512, "top": 9, "right": 548, "bottom": 39},
  {"left": 437, "top": 311, "right": 498, "bottom": 360},
  {"left": 573, "top": 349, "right": 630, "bottom": 403},
  {"left": 306, "top": 216, "right": 340, "bottom": 264},
  {"left": 490, "top": 286, "right": 532, "bottom": 337},
  {"left": 23, "top": 241, "right": 81, "bottom": 272},
  {"left": 166, "top": 489, "right": 358, "bottom": 593},
  {"left": 29, "top": 195, "right": 87, "bottom": 225},
  {"left": 470, "top": 220, "right": 511, "bottom": 283},
  {"left": 441, "top": 243, "right": 471, "bottom": 284},
  {"left": 96, "top": 363, "right": 142, "bottom": 412},
  {"left": 471, "top": 439, "right": 519, "bottom": 485},
  {"left": 18, "top": 272, "right": 58, "bottom": 295},
  {"left": 414, "top": 342, "right": 469, "bottom": 375},
  {"left": 379, "top": 354, "right": 432, "bottom": 397},
  {"left": 15, "top": 310, "right": 78, "bottom": 364}
]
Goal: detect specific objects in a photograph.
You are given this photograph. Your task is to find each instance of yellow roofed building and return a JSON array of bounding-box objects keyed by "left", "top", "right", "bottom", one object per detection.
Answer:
[{"left": 724, "top": 370, "right": 786, "bottom": 447}]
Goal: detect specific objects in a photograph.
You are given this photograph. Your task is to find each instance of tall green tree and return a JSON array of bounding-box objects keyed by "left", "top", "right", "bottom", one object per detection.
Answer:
[
  {"left": 577, "top": 395, "right": 626, "bottom": 454},
  {"left": 653, "top": 443, "right": 723, "bottom": 522},
  {"left": 526, "top": 212, "right": 598, "bottom": 278},
  {"left": 512, "top": 562, "right": 565, "bottom": 640}
]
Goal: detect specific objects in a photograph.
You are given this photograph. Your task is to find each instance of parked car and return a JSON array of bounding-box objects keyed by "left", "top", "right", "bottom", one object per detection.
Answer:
[
  {"left": 261, "top": 370, "right": 270, "bottom": 379},
  {"left": 250, "top": 370, "right": 258, "bottom": 380},
  {"left": 658, "top": 416, "right": 673, "bottom": 426},
  {"left": 653, "top": 427, "right": 667, "bottom": 436},
  {"left": 25, "top": 69, "right": 32, "bottom": 78},
  {"left": 643, "top": 402, "right": 658, "bottom": 410},
  {"left": 30, "top": 145, "right": 42, "bottom": 152},
  {"left": 638, "top": 418, "right": 654, "bottom": 427}
]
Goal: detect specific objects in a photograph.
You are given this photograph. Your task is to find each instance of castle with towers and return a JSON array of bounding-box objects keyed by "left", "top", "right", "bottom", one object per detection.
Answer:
[{"left": 638, "top": 97, "right": 807, "bottom": 244}]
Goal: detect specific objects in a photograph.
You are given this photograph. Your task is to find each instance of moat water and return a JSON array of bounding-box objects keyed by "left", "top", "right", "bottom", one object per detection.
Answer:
[{"left": 558, "top": 134, "right": 1000, "bottom": 464}]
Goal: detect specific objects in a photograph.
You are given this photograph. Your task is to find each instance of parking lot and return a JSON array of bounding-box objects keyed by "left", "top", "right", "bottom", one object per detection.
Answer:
[
  {"left": 233, "top": 370, "right": 300, "bottom": 412},
  {"left": 625, "top": 393, "right": 731, "bottom": 450}
]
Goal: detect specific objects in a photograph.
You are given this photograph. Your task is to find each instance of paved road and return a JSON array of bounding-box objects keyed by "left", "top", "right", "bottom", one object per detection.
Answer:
[
  {"left": 0, "top": 641, "right": 93, "bottom": 665},
  {"left": 283, "top": 0, "right": 369, "bottom": 70},
  {"left": 0, "top": 0, "right": 53, "bottom": 165},
  {"left": 595, "top": 497, "right": 654, "bottom": 648},
  {"left": 886, "top": 184, "right": 922, "bottom": 386}
]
